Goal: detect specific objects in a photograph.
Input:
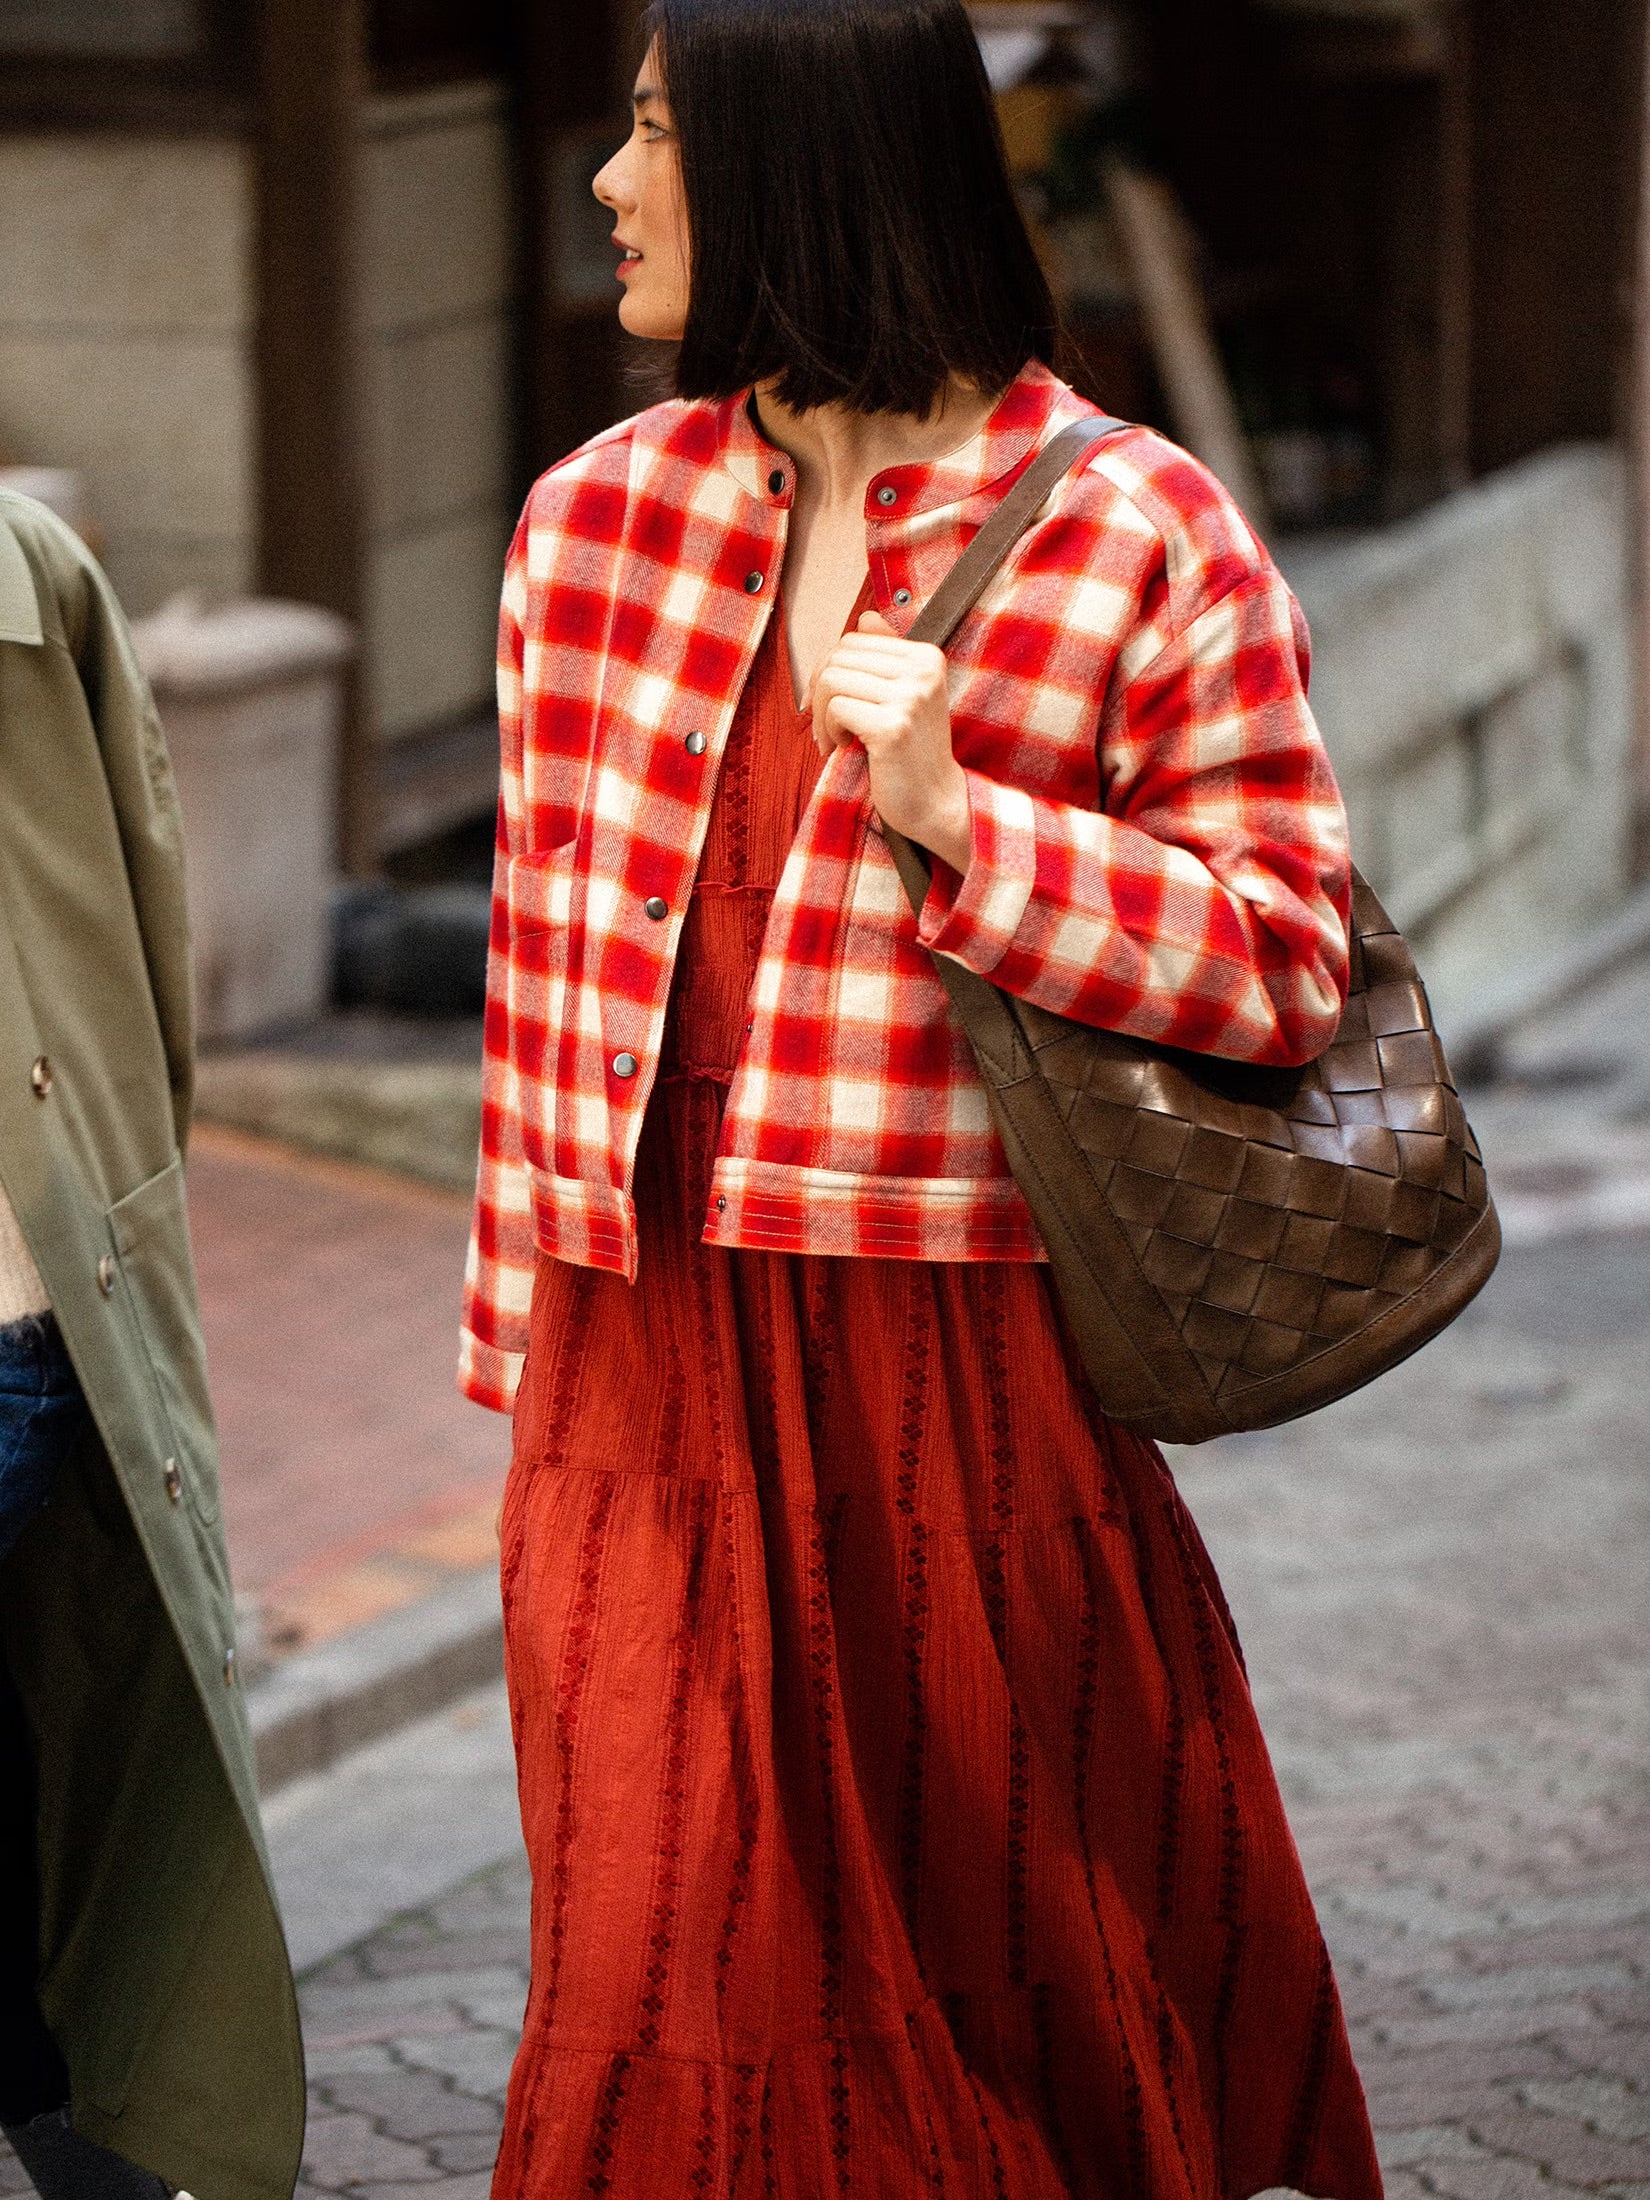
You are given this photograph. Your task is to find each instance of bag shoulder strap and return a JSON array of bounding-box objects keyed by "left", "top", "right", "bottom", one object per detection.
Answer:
[
  {"left": 885, "top": 411, "right": 1130, "bottom": 921},
  {"left": 905, "top": 412, "right": 1131, "bottom": 653}
]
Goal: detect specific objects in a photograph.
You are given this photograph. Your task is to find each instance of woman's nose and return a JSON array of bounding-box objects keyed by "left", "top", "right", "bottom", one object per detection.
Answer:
[{"left": 592, "top": 152, "right": 627, "bottom": 213}]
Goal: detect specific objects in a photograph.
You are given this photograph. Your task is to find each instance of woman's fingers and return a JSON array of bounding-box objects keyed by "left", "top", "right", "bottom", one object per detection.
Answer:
[
  {"left": 810, "top": 614, "right": 949, "bottom": 774},
  {"left": 822, "top": 693, "right": 894, "bottom": 748},
  {"left": 817, "top": 666, "right": 899, "bottom": 706},
  {"left": 812, "top": 663, "right": 899, "bottom": 752},
  {"left": 815, "top": 650, "right": 933, "bottom": 704},
  {"left": 831, "top": 637, "right": 938, "bottom": 671}
]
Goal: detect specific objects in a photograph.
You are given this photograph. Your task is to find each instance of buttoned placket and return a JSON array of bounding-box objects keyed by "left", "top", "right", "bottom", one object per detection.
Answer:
[
  {"left": 865, "top": 472, "right": 927, "bottom": 629},
  {"left": 593, "top": 471, "right": 794, "bottom": 1273}
]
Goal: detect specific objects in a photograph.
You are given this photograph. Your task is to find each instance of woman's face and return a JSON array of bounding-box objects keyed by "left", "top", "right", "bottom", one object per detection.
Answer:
[{"left": 592, "top": 42, "right": 691, "bottom": 343}]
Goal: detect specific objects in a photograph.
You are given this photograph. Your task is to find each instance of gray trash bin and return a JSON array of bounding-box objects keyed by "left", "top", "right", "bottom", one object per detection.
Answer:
[{"left": 132, "top": 594, "right": 355, "bottom": 1041}]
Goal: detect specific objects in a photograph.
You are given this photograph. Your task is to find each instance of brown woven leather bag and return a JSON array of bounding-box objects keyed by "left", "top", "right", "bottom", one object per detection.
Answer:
[{"left": 883, "top": 415, "right": 1501, "bottom": 1444}]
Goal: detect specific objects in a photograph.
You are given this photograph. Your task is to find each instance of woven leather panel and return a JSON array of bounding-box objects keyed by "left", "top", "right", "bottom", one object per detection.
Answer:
[{"left": 1025, "top": 877, "right": 1490, "bottom": 1411}]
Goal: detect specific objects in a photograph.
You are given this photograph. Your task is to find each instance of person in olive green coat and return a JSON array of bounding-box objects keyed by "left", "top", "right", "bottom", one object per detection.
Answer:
[{"left": 0, "top": 490, "right": 305, "bottom": 2200}]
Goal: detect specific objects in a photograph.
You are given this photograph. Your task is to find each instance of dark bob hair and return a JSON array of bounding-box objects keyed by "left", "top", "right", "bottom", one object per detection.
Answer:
[{"left": 641, "top": 0, "right": 1060, "bottom": 417}]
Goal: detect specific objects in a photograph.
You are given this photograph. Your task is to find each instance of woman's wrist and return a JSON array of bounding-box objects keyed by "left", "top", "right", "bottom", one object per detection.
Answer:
[{"left": 892, "top": 764, "right": 972, "bottom": 876}]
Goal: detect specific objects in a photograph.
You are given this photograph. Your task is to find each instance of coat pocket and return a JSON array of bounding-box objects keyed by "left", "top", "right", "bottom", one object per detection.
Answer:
[
  {"left": 503, "top": 845, "right": 579, "bottom": 1169},
  {"left": 107, "top": 1155, "right": 221, "bottom": 1525}
]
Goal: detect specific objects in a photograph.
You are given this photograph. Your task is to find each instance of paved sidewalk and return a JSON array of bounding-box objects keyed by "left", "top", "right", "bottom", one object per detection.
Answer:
[
  {"left": 1175, "top": 1228, "right": 1650, "bottom": 2200},
  {"left": 273, "top": 1223, "right": 1649, "bottom": 2200},
  {"left": 187, "top": 1124, "right": 507, "bottom": 1662},
  {"left": 297, "top": 1864, "right": 529, "bottom": 2200}
]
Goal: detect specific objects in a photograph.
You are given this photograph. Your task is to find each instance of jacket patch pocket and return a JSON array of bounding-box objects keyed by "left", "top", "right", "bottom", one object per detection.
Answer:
[
  {"left": 505, "top": 840, "right": 579, "bottom": 940},
  {"left": 504, "top": 844, "right": 579, "bottom": 1135},
  {"left": 107, "top": 1155, "right": 221, "bottom": 1526}
]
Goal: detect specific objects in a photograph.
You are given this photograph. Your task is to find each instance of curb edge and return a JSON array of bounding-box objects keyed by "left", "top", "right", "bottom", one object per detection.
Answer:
[{"left": 249, "top": 1564, "right": 504, "bottom": 1794}]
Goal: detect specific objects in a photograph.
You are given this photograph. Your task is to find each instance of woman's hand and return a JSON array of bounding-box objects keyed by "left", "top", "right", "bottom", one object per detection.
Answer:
[{"left": 809, "top": 610, "right": 973, "bottom": 873}]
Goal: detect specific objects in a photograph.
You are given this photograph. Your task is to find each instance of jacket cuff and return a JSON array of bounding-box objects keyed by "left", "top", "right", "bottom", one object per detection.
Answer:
[
  {"left": 458, "top": 1330, "right": 524, "bottom": 1415},
  {"left": 915, "top": 771, "right": 1039, "bottom": 973}
]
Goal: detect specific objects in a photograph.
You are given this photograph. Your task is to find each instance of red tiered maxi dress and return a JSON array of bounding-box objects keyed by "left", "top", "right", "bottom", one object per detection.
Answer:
[{"left": 495, "top": 585, "right": 1383, "bottom": 2200}]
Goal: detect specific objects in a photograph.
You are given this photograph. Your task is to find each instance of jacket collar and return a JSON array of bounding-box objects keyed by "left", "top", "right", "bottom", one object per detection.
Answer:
[
  {"left": 0, "top": 512, "right": 43, "bottom": 647},
  {"left": 717, "top": 357, "right": 1070, "bottom": 518}
]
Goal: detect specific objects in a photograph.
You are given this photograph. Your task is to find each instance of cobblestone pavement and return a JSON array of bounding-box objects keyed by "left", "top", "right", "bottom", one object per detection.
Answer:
[
  {"left": 1171, "top": 1227, "right": 1650, "bottom": 2200},
  {"left": 1, "top": 1226, "right": 1643, "bottom": 2200},
  {"left": 297, "top": 1865, "right": 529, "bottom": 2200},
  {"left": 285, "top": 1225, "right": 1647, "bottom": 2200}
]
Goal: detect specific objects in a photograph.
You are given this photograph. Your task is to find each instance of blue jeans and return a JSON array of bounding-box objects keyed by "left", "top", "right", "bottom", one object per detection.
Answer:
[
  {"left": 0, "top": 1316, "right": 84, "bottom": 1564},
  {"left": 1, "top": 1315, "right": 86, "bottom": 2133}
]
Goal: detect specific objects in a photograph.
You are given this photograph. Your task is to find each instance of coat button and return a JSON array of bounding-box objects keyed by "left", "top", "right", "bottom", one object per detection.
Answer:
[
  {"left": 685, "top": 730, "right": 708, "bottom": 756},
  {"left": 222, "top": 1646, "right": 237, "bottom": 1686},
  {"left": 768, "top": 470, "right": 785, "bottom": 495},
  {"left": 29, "top": 1056, "right": 52, "bottom": 1098},
  {"left": 612, "top": 1052, "right": 639, "bottom": 1079},
  {"left": 164, "top": 1457, "right": 182, "bottom": 1505},
  {"left": 877, "top": 484, "right": 898, "bottom": 506},
  {"left": 644, "top": 896, "right": 668, "bottom": 921},
  {"left": 716, "top": 1196, "right": 727, "bottom": 1213},
  {"left": 893, "top": 588, "right": 912, "bottom": 606},
  {"left": 744, "top": 571, "right": 764, "bottom": 593},
  {"left": 97, "top": 1253, "right": 117, "bottom": 1296}
]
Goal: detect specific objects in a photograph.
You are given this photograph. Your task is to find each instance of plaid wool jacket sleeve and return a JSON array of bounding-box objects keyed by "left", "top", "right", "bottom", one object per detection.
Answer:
[
  {"left": 458, "top": 530, "right": 534, "bottom": 1409},
  {"left": 916, "top": 469, "right": 1350, "bottom": 1069}
]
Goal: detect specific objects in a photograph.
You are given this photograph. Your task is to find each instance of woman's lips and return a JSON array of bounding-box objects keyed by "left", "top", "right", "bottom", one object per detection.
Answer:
[{"left": 616, "top": 249, "right": 642, "bottom": 281}]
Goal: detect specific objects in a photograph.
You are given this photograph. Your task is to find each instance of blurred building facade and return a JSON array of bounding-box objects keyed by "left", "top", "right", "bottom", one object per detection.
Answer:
[{"left": 0, "top": 0, "right": 1644, "bottom": 1032}]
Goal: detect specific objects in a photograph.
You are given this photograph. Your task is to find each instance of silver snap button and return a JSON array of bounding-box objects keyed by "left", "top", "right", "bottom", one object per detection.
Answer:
[
  {"left": 716, "top": 1196, "right": 727, "bottom": 1213},
  {"left": 644, "top": 897, "right": 668, "bottom": 921},
  {"left": 29, "top": 1056, "right": 52, "bottom": 1098},
  {"left": 893, "top": 588, "right": 912, "bottom": 607},
  {"left": 97, "top": 1253, "right": 117, "bottom": 1297},
  {"left": 164, "top": 1457, "right": 182, "bottom": 1505},
  {"left": 744, "top": 571, "right": 764, "bottom": 594},
  {"left": 612, "top": 1052, "right": 639, "bottom": 1079},
  {"left": 222, "top": 1646, "right": 236, "bottom": 1686},
  {"left": 685, "top": 731, "right": 708, "bottom": 756},
  {"left": 768, "top": 470, "right": 785, "bottom": 495},
  {"left": 877, "top": 485, "right": 898, "bottom": 506}
]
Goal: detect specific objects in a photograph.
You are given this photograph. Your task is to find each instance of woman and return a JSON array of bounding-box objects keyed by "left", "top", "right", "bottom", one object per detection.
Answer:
[{"left": 461, "top": 2, "right": 1382, "bottom": 2194}]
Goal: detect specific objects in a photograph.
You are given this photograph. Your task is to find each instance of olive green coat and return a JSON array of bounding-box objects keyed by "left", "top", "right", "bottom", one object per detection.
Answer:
[{"left": 0, "top": 492, "right": 304, "bottom": 2199}]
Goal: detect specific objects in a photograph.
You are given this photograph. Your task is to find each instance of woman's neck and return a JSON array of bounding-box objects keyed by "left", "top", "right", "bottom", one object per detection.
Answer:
[
  {"left": 752, "top": 375, "right": 1000, "bottom": 510},
  {"left": 752, "top": 374, "right": 1004, "bottom": 710}
]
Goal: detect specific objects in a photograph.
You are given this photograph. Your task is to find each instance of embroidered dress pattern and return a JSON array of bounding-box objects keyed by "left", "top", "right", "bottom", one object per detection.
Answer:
[
  {"left": 492, "top": 601, "right": 1382, "bottom": 2200},
  {"left": 461, "top": 363, "right": 1351, "bottom": 1412}
]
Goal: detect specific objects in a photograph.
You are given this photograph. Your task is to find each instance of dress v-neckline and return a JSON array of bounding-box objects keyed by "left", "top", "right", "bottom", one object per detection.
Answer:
[{"left": 781, "top": 572, "right": 876, "bottom": 717}]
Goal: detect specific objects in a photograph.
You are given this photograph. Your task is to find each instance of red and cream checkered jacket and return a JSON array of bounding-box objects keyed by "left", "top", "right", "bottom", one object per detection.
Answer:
[{"left": 459, "top": 361, "right": 1351, "bottom": 1411}]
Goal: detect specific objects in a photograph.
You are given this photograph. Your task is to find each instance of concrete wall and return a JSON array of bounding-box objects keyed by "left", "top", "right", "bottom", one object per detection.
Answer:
[
  {"left": 0, "top": 87, "right": 518, "bottom": 758},
  {"left": 0, "top": 134, "right": 257, "bottom": 614},
  {"left": 360, "top": 79, "right": 517, "bottom": 747},
  {"left": 1283, "top": 443, "right": 1634, "bottom": 1044}
]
